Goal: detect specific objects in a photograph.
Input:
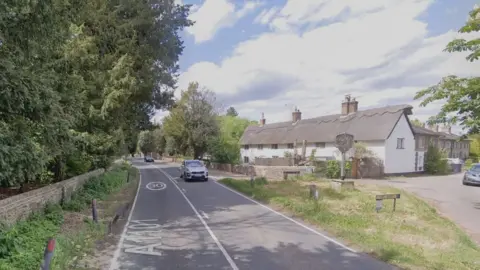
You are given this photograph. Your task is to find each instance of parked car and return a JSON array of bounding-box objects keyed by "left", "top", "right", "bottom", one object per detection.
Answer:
[
  {"left": 180, "top": 160, "right": 209, "bottom": 182},
  {"left": 144, "top": 156, "right": 154, "bottom": 162},
  {"left": 463, "top": 163, "right": 480, "bottom": 185}
]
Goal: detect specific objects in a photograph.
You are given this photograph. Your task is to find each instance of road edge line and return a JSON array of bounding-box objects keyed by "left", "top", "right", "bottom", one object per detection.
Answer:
[
  {"left": 108, "top": 169, "right": 142, "bottom": 270},
  {"left": 158, "top": 168, "right": 239, "bottom": 270},
  {"left": 211, "top": 177, "right": 356, "bottom": 253}
]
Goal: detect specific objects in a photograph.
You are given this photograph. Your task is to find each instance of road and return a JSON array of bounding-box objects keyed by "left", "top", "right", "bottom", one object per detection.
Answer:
[
  {"left": 359, "top": 174, "right": 480, "bottom": 245},
  {"left": 109, "top": 159, "right": 395, "bottom": 270}
]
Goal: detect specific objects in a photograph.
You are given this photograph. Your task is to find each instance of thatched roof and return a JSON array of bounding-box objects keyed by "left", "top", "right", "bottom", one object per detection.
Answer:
[{"left": 240, "top": 104, "right": 414, "bottom": 145}]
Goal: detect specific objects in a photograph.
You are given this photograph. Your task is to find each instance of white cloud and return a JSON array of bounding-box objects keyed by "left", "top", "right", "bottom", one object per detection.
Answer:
[
  {"left": 166, "top": 0, "right": 480, "bottom": 135},
  {"left": 254, "top": 7, "right": 279, "bottom": 25},
  {"left": 186, "top": 0, "right": 262, "bottom": 43}
]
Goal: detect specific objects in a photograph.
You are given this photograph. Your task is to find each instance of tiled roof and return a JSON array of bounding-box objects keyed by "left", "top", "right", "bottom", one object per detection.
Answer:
[
  {"left": 240, "top": 104, "right": 413, "bottom": 145},
  {"left": 412, "top": 126, "right": 440, "bottom": 136},
  {"left": 412, "top": 126, "right": 464, "bottom": 140}
]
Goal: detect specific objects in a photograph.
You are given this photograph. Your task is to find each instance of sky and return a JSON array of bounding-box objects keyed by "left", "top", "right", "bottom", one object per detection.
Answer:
[{"left": 155, "top": 0, "right": 480, "bottom": 134}]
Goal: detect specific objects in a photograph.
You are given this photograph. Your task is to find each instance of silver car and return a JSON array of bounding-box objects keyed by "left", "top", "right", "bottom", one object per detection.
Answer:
[
  {"left": 463, "top": 163, "right": 480, "bottom": 185},
  {"left": 180, "top": 160, "right": 209, "bottom": 182}
]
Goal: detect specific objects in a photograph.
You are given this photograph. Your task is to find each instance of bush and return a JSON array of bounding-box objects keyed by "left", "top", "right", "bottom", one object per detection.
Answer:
[
  {"left": 424, "top": 145, "right": 450, "bottom": 175},
  {"left": 326, "top": 160, "right": 340, "bottom": 179},
  {"left": 465, "top": 159, "right": 473, "bottom": 170}
]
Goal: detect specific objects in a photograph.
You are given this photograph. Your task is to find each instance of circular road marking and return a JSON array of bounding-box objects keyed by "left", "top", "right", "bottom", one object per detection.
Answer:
[{"left": 146, "top": 182, "right": 167, "bottom": 191}]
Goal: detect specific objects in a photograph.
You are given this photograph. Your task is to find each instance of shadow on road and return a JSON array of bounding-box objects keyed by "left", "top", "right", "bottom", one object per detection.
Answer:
[{"left": 117, "top": 162, "right": 395, "bottom": 270}]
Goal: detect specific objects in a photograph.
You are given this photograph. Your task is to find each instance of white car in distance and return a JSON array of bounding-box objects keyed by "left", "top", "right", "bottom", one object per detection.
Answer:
[{"left": 180, "top": 160, "right": 209, "bottom": 182}]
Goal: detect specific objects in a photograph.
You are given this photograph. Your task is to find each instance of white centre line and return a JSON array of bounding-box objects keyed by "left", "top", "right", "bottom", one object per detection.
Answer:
[
  {"left": 200, "top": 210, "right": 209, "bottom": 220},
  {"left": 158, "top": 168, "right": 239, "bottom": 270}
]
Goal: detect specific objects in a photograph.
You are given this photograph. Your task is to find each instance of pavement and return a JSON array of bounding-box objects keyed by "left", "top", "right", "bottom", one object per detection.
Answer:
[
  {"left": 109, "top": 158, "right": 396, "bottom": 270},
  {"left": 357, "top": 174, "right": 480, "bottom": 245}
]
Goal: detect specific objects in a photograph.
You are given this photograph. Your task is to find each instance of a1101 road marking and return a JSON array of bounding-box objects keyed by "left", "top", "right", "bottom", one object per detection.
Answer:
[{"left": 123, "top": 219, "right": 163, "bottom": 256}]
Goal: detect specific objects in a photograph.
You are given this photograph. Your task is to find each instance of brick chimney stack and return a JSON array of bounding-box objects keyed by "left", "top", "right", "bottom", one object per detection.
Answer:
[
  {"left": 292, "top": 107, "right": 302, "bottom": 123},
  {"left": 341, "top": 95, "right": 359, "bottom": 115},
  {"left": 260, "top": 112, "right": 266, "bottom": 126}
]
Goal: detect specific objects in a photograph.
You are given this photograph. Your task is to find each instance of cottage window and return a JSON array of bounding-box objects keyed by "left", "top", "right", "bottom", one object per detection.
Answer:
[
  {"left": 396, "top": 138, "right": 405, "bottom": 149},
  {"left": 287, "top": 143, "right": 294, "bottom": 149},
  {"left": 243, "top": 156, "right": 249, "bottom": 163},
  {"left": 271, "top": 144, "right": 278, "bottom": 149},
  {"left": 258, "top": 144, "right": 263, "bottom": 150},
  {"left": 244, "top": 145, "right": 249, "bottom": 150},
  {"left": 315, "top": 142, "right": 325, "bottom": 148}
]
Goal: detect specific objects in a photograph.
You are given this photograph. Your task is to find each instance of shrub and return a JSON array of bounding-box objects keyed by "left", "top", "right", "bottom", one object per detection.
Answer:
[
  {"left": 424, "top": 145, "right": 450, "bottom": 175},
  {"left": 465, "top": 159, "right": 473, "bottom": 170},
  {"left": 326, "top": 160, "right": 340, "bottom": 179}
]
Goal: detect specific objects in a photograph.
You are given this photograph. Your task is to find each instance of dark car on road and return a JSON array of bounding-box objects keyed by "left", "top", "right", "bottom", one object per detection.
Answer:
[
  {"left": 180, "top": 160, "right": 208, "bottom": 182},
  {"left": 144, "top": 156, "right": 154, "bottom": 163},
  {"left": 463, "top": 163, "right": 480, "bottom": 185}
]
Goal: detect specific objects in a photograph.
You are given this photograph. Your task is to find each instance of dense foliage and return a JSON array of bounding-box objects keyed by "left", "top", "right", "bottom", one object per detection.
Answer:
[
  {"left": 0, "top": 0, "right": 192, "bottom": 187},
  {"left": 415, "top": 7, "right": 480, "bottom": 134},
  {"left": 424, "top": 145, "right": 450, "bottom": 175}
]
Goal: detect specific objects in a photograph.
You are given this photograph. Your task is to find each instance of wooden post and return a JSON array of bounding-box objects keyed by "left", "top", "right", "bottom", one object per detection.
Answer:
[{"left": 92, "top": 199, "right": 98, "bottom": 223}]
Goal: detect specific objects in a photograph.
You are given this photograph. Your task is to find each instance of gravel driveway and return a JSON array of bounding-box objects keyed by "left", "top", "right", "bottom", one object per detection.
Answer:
[{"left": 358, "top": 174, "right": 480, "bottom": 245}]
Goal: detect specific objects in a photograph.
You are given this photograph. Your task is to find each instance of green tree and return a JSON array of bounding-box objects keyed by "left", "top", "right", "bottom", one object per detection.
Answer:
[
  {"left": 415, "top": 7, "right": 480, "bottom": 134},
  {"left": 424, "top": 145, "right": 450, "bottom": 175},
  {"left": 410, "top": 118, "right": 424, "bottom": 127},
  {"left": 138, "top": 131, "right": 156, "bottom": 155},
  {"left": 469, "top": 134, "right": 480, "bottom": 161},
  {"left": 208, "top": 115, "right": 251, "bottom": 164},
  {"left": 226, "top": 107, "right": 238, "bottom": 117},
  {"left": 163, "top": 82, "right": 220, "bottom": 158},
  {"left": 0, "top": 0, "right": 193, "bottom": 187}
]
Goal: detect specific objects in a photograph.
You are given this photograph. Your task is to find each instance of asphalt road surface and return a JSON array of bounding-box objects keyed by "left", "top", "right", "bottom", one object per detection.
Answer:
[{"left": 109, "top": 159, "right": 396, "bottom": 270}]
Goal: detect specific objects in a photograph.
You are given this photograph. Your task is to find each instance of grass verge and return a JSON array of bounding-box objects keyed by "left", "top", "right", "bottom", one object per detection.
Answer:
[
  {"left": 219, "top": 176, "right": 480, "bottom": 270},
  {"left": 0, "top": 163, "right": 138, "bottom": 270}
]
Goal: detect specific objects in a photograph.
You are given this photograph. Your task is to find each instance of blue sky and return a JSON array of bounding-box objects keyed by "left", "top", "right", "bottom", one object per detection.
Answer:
[
  {"left": 159, "top": 0, "right": 480, "bottom": 133},
  {"left": 178, "top": 0, "right": 478, "bottom": 71}
]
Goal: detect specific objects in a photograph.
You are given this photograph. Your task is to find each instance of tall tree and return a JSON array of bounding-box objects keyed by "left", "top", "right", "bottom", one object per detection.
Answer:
[
  {"left": 163, "top": 82, "right": 220, "bottom": 158},
  {"left": 410, "top": 118, "right": 424, "bottom": 127},
  {"left": 138, "top": 130, "right": 156, "bottom": 155},
  {"left": 226, "top": 107, "right": 238, "bottom": 117},
  {"left": 208, "top": 115, "right": 251, "bottom": 164},
  {"left": 0, "top": 0, "right": 193, "bottom": 187},
  {"left": 415, "top": 6, "right": 480, "bottom": 134}
]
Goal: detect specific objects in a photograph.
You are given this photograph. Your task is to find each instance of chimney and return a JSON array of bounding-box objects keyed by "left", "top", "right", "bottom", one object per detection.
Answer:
[
  {"left": 292, "top": 107, "right": 302, "bottom": 122},
  {"left": 341, "top": 95, "right": 351, "bottom": 115},
  {"left": 435, "top": 125, "right": 439, "bottom": 132},
  {"left": 448, "top": 126, "right": 451, "bottom": 133},
  {"left": 348, "top": 97, "right": 358, "bottom": 114},
  {"left": 259, "top": 113, "right": 266, "bottom": 126}
]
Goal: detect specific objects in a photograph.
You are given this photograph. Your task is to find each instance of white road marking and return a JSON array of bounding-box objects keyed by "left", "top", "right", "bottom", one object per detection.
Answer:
[
  {"left": 158, "top": 169, "right": 239, "bottom": 270},
  {"left": 109, "top": 171, "right": 143, "bottom": 270},
  {"left": 200, "top": 210, "right": 209, "bottom": 219},
  {"left": 211, "top": 177, "right": 357, "bottom": 253},
  {"left": 146, "top": 182, "right": 167, "bottom": 191}
]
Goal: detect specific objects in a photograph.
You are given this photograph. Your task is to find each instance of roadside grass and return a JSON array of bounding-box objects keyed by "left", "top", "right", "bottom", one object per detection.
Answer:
[
  {"left": 0, "top": 164, "right": 138, "bottom": 270},
  {"left": 219, "top": 175, "right": 480, "bottom": 270}
]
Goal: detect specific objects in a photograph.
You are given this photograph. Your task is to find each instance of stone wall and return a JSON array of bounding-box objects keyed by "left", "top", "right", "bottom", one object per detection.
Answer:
[
  {"left": 208, "top": 163, "right": 313, "bottom": 181},
  {"left": 0, "top": 169, "right": 104, "bottom": 225},
  {"left": 254, "top": 157, "right": 294, "bottom": 166}
]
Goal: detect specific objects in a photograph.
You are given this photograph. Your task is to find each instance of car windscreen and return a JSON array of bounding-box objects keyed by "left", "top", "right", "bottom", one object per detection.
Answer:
[
  {"left": 186, "top": 161, "right": 203, "bottom": 167},
  {"left": 471, "top": 165, "right": 480, "bottom": 172}
]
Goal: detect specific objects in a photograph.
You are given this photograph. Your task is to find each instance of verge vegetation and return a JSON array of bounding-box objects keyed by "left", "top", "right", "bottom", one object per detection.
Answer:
[
  {"left": 0, "top": 163, "right": 138, "bottom": 270},
  {"left": 219, "top": 176, "right": 480, "bottom": 270}
]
